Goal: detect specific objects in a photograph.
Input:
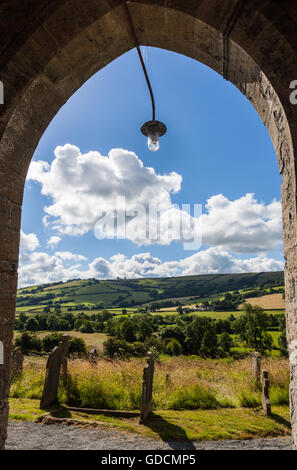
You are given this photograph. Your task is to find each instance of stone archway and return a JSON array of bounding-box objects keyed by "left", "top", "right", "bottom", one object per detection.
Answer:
[{"left": 0, "top": 0, "right": 297, "bottom": 449}]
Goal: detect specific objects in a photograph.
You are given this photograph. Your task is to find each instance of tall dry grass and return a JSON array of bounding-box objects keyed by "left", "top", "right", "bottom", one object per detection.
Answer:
[{"left": 10, "top": 356, "right": 289, "bottom": 410}]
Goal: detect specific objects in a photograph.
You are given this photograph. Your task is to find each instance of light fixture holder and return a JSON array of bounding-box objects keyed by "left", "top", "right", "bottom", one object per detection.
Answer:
[{"left": 141, "top": 120, "right": 167, "bottom": 137}]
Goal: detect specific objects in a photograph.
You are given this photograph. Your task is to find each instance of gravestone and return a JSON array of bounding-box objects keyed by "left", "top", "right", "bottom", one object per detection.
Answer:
[
  {"left": 139, "top": 352, "right": 155, "bottom": 424},
  {"left": 59, "top": 334, "right": 71, "bottom": 377},
  {"left": 261, "top": 370, "right": 271, "bottom": 416},
  {"left": 251, "top": 351, "right": 261, "bottom": 381},
  {"left": 89, "top": 348, "right": 98, "bottom": 365},
  {"left": 40, "top": 346, "right": 62, "bottom": 409},
  {"left": 11, "top": 347, "right": 24, "bottom": 376}
]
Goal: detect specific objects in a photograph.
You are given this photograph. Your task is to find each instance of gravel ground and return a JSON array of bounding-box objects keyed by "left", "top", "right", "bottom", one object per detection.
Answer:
[{"left": 5, "top": 420, "right": 293, "bottom": 450}]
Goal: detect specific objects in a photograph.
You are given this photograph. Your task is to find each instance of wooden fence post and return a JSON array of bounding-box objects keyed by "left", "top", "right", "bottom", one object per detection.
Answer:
[
  {"left": 261, "top": 370, "right": 271, "bottom": 416},
  {"left": 139, "top": 352, "right": 155, "bottom": 424},
  {"left": 251, "top": 351, "right": 261, "bottom": 382}
]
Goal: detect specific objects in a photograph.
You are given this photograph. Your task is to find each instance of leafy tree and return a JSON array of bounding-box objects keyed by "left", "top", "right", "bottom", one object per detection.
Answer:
[
  {"left": 100, "top": 309, "right": 113, "bottom": 321},
  {"left": 119, "top": 319, "right": 137, "bottom": 342},
  {"left": 183, "top": 317, "right": 213, "bottom": 355},
  {"left": 94, "top": 321, "right": 104, "bottom": 332},
  {"left": 74, "top": 318, "right": 83, "bottom": 331},
  {"left": 277, "top": 315, "right": 288, "bottom": 356},
  {"left": 160, "top": 325, "right": 185, "bottom": 347},
  {"left": 54, "top": 303, "right": 61, "bottom": 313},
  {"left": 137, "top": 320, "right": 153, "bottom": 342},
  {"left": 278, "top": 330, "right": 288, "bottom": 356},
  {"left": 218, "top": 332, "right": 233, "bottom": 353},
  {"left": 201, "top": 325, "right": 218, "bottom": 357},
  {"left": 104, "top": 319, "right": 117, "bottom": 336},
  {"left": 58, "top": 319, "right": 71, "bottom": 331},
  {"left": 237, "top": 303, "right": 273, "bottom": 353},
  {"left": 25, "top": 317, "right": 39, "bottom": 332},
  {"left": 35, "top": 314, "right": 48, "bottom": 330},
  {"left": 215, "top": 319, "right": 232, "bottom": 334},
  {"left": 46, "top": 315, "right": 60, "bottom": 331},
  {"left": 79, "top": 321, "right": 95, "bottom": 333},
  {"left": 14, "top": 313, "right": 27, "bottom": 330},
  {"left": 63, "top": 312, "right": 75, "bottom": 328}
]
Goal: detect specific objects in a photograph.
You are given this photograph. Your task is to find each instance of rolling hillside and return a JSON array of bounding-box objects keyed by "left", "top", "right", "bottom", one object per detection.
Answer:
[{"left": 16, "top": 271, "right": 284, "bottom": 311}]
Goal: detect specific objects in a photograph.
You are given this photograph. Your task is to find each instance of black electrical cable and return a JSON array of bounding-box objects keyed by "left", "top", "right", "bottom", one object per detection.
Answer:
[{"left": 124, "top": 1, "right": 156, "bottom": 121}]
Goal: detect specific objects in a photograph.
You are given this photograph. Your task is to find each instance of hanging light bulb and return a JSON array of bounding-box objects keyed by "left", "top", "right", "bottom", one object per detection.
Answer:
[
  {"left": 148, "top": 131, "right": 159, "bottom": 152},
  {"left": 141, "top": 120, "right": 167, "bottom": 152}
]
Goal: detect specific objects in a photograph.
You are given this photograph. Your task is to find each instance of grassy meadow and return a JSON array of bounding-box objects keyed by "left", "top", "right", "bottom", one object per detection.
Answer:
[
  {"left": 11, "top": 271, "right": 290, "bottom": 441},
  {"left": 9, "top": 355, "right": 291, "bottom": 441},
  {"left": 11, "top": 356, "right": 289, "bottom": 411}
]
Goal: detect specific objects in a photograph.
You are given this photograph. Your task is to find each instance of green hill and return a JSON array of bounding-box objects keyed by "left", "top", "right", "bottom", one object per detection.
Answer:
[{"left": 16, "top": 271, "right": 284, "bottom": 311}]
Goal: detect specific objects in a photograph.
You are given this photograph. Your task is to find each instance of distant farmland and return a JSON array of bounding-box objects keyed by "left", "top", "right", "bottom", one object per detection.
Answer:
[
  {"left": 16, "top": 271, "right": 284, "bottom": 311},
  {"left": 242, "top": 293, "right": 285, "bottom": 310}
]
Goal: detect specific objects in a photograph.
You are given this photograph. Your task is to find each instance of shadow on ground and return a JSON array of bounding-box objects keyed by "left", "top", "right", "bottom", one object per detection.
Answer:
[
  {"left": 270, "top": 412, "right": 291, "bottom": 430},
  {"left": 43, "top": 405, "right": 72, "bottom": 419},
  {"left": 145, "top": 413, "right": 196, "bottom": 450}
]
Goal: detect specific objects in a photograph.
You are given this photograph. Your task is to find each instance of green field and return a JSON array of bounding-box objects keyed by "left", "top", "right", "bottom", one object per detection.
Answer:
[{"left": 16, "top": 271, "right": 284, "bottom": 311}]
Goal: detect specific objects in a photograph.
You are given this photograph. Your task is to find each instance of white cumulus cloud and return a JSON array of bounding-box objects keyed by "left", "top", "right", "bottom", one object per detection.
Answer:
[
  {"left": 27, "top": 144, "right": 283, "bottom": 253},
  {"left": 18, "top": 247, "right": 284, "bottom": 288},
  {"left": 27, "top": 144, "right": 182, "bottom": 241},
  {"left": 20, "top": 230, "right": 39, "bottom": 252},
  {"left": 200, "top": 193, "right": 282, "bottom": 253},
  {"left": 47, "top": 236, "right": 61, "bottom": 248},
  {"left": 55, "top": 251, "right": 87, "bottom": 261}
]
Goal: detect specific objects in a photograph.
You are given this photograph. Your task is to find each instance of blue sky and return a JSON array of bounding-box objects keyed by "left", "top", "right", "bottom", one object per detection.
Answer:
[{"left": 19, "top": 47, "right": 283, "bottom": 287}]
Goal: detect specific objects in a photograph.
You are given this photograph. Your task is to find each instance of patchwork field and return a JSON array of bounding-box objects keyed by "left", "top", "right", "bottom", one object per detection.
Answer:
[
  {"left": 241, "top": 293, "right": 285, "bottom": 310},
  {"left": 16, "top": 271, "right": 284, "bottom": 310}
]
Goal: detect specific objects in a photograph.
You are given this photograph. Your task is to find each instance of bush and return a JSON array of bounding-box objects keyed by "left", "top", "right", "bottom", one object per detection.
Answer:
[
  {"left": 143, "top": 335, "right": 165, "bottom": 354},
  {"left": 69, "top": 337, "right": 88, "bottom": 357},
  {"left": 131, "top": 341, "right": 146, "bottom": 357},
  {"left": 79, "top": 321, "right": 95, "bottom": 333},
  {"left": 58, "top": 319, "right": 72, "bottom": 331},
  {"left": 103, "top": 337, "right": 133, "bottom": 358},
  {"left": 42, "top": 332, "right": 63, "bottom": 352},
  {"left": 14, "top": 332, "right": 42, "bottom": 354},
  {"left": 165, "top": 338, "right": 183, "bottom": 356}
]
